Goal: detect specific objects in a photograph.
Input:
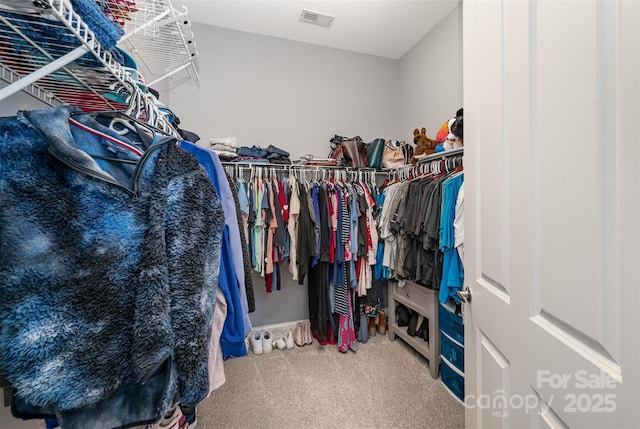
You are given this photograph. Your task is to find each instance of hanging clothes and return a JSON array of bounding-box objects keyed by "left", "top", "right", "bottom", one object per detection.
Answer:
[
  {"left": 226, "top": 172, "right": 255, "bottom": 312},
  {"left": 287, "top": 175, "right": 301, "bottom": 281},
  {"left": 0, "top": 106, "right": 224, "bottom": 429},
  {"left": 179, "top": 141, "right": 253, "bottom": 339},
  {"left": 439, "top": 172, "right": 465, "bottom": 303},
  {"left": 207, "top": 287, "right": 228, "bottom": 394}
]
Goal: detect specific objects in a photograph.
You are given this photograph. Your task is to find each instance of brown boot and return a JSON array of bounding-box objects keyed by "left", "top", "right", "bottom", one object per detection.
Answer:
[
  {"left": 368, "top": 316, "right": 377, "bottom": 337},
  {"left": 377, "top": 310, "right": 387, "bottom": 335}
]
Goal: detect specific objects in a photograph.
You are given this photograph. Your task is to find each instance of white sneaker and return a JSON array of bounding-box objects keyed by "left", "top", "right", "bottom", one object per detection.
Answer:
[
  {"left": 244, "top": 333, "right": 251, "bottom": 353},
  {"left": 262, "top": 329, "right": 273, "bottom": 353},
  {"left": 251, "top": 330, "right": 263, "bottom": 355},
  {"left": 285, "top": 329, "right": 295, "bottom": 350},
  {"left": 273, "top": 330, "right": 286, "bottom": 350}
]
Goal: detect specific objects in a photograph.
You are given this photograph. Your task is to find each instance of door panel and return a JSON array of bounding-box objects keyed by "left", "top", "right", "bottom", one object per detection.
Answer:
[
  {"left": 529, "top": 392, "right": 568, "bottom": 429},
  {"left": 477, "top": 0, "right": 509, "bottom": 296},
  {"left": 478, "top": 330, "right": 511, "bottom": 428},
  {"left": 464, "top": 0, "right": 639, "bottom": 427},
  {"left": 535, "top": 0, "right": 605, "bottom": 346}
]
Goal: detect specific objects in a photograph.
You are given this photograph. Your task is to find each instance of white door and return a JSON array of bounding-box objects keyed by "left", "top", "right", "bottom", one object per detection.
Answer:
[{"left": 463, "top": 0, "right": 639, "bottom": 428}]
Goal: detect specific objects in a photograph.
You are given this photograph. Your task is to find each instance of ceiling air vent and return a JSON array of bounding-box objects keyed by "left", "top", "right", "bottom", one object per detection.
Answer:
[{"left": 299, "top": 9, "right": 335, "bottom": 28}]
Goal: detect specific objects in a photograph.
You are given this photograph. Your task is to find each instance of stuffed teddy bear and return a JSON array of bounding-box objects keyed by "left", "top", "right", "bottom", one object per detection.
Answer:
[{"left": 410, "top": 127, "right": 439, "bottom": 164}]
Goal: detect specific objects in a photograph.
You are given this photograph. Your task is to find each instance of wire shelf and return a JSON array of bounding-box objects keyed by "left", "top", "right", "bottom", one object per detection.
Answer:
[
  {"left": 120, "top": 0, "right": 199, "bottom": 87},
  {"left": 0, "top": 0, "right": 131, "bottom": 110},
  {"left": 0, "top": 0, "right": 186, "bottom": 136}
]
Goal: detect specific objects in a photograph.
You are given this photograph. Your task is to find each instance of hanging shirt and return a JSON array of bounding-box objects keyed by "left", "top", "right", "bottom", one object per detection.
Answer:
[
  {"left": 287, "top": 176, "right": 301, "bottom": 280},
  {"left": 264, "top": 181, "right": 277, "bottom": 276},
  {"left": 179, "top": 141, "right": 253, "bottom": 337},
  {"left": 439, "top": 173, "right": 465, "bottom": 304},
  {"left": 252, "top": 180, "right": 265, "bottom": 273},
  {"left": 310, "top": 184, "right": 321, "bottom": 267},
  {"left": 454, "top": 181, "right": 465, "bottom": 265},
  {"left": 238, "top": 180, "right": 250, "bottom": 243}
]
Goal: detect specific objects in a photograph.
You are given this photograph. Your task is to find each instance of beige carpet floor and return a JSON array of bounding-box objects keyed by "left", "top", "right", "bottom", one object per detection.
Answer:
[{"left": 197, "top": 333, "right": 465, "bottom": 429}]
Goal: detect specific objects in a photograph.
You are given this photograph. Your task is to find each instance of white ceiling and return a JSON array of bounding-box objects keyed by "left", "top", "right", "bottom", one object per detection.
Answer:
[{"left": 176, "top": 1, "right": 460, "bottom": 59}]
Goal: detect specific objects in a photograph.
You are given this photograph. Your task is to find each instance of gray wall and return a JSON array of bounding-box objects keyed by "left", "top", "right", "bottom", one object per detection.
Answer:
[
  {"left": 168, "top": 24, "right": 402, "bottom": 161},
  {"left": 0, "top": 81, "right": 50, "bottom": 115},
  {"left": 399, "top": 4, "right": 463, "bottom": 142}
]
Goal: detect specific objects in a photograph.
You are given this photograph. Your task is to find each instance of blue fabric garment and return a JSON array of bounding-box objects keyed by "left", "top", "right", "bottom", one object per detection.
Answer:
[
  {"left": 70, "top": 0, "right": 124, "bottom": 49},
  {"left": 374, "top": 242, "right": 389, "bottom": 280},
  {"left": 237, "top": 146, "right": 268, "bottom": 158},
  {"left": 439, "top": 174, "right": 465, "bottom": 303},
  {"left": 217, "top": 227, "right": 248, "bottom": 358},
  {"left": 0, "top": 2, "right": 124, "bottom": 69},
  {"left": 45, "top": 418, "right": 59, "bottom": 429},
  {"left": 0, "top": 106, "right": 223, "bottom": 428},
  {"left": 179, "top": 142, "right": 253, "bottom": 337},
  {"left": 238, "top": 181, "right": 249, "bottom": 216},
  {"left": 237, "top": 180, "right": 251, "bottom": 260},
  {"left": 265, "top": 145, "right": 290, "bottom": 157}
]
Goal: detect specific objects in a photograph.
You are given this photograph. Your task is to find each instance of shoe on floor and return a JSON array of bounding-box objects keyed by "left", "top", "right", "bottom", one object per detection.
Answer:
[
  {"left": 368, "top": 316, "right": 377, "bottom": 337},
  {"left": 285, "top": 329, "right": 295, "bottom": 350},
  {"left": 303, "top": 319, "right": 313, "bottom": 345},
  {"left": 377, "top": 310, "right": 387, "bottom": 335},
  {"left": 293, "top": 322, "right": 305, "bottom": 346},
  {"left": 251, "top": 330, "right": 264, "bottom": 355},
  {"left": 182, "top": 410, "right": 196, "bottom": 429},
  {"left": 145, "top": 404, "right": 184, "bottom": 429},
  {"left": 407, "top": 311, "right": 419, "bottom": 337},
  {"left": 273, "top": 330, "right": 286, "bottom": 350},
  {"left": 244, "top": 333, "right": 251, "bottom": 354},
  {"left": 262, "top": 329, "right": 273, "bottom": 353}
]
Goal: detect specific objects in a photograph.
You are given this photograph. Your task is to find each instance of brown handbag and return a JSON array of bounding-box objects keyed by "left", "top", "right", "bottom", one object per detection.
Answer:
[{"left": 340, "top": 136, "right": 367, "bottom": 168}]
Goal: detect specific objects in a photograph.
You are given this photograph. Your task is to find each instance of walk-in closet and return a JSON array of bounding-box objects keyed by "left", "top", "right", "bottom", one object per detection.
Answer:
[{"left": 1, "top": 0, "right": 638, "bottom": 428}]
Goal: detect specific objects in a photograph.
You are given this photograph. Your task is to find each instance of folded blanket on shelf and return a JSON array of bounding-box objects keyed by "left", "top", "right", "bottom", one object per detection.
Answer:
[
  {"left": 214, "top": 150, "right": 239, "bottom": 160},
  {"left": 211, "top": 136, "right": 238, "bottom": 148},
  {"left": 210, "top": 143, "right": 237, "bottom": 153}
]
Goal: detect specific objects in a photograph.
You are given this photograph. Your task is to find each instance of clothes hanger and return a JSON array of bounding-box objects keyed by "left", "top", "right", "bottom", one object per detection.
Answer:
[{"left": 70, "top": 82, "right": 166, "bottom": 146}]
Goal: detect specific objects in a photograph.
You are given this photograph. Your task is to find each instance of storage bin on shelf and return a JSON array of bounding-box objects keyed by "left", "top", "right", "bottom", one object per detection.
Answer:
[
  {"left": 440, "top": 357, "right": 465, "bottom": 404},
  {"left": 439, "top": 300, "right": 465, "bottom": 403},
  {"left": 439, "top": 302, "right": 464, "bottom": 345},
  {"left": 441, "top": 331, "right": 464, "bottom": 373}
]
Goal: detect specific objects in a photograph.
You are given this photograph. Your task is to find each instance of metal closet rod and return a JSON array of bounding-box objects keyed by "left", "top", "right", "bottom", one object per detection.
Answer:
[
  {"left": 220, "top": 162, "right": 382, "bottom": 173},
  {"left": 416, "top": 147, "right": 464, "bottom": 164}
]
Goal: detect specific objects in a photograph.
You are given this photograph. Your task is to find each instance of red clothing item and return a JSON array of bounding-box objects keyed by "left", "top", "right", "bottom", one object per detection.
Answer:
[
  {"left": 278, "top": 181, "right": 289, "bottom": 222},
  {"left": 265, "top": 272, "right": 273, "bottom": 293}
]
